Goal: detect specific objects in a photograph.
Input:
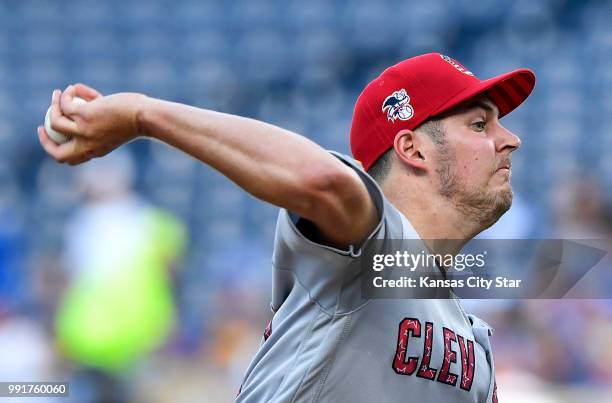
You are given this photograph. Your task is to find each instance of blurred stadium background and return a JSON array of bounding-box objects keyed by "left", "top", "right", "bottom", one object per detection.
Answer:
[{"left": 1, "top": 0, "right": 612, "bottom": 402}]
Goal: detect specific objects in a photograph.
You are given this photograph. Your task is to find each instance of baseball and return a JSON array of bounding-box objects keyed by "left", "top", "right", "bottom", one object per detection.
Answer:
[{"left": 44, "top": 96, "right": 87, "bottom": 144}]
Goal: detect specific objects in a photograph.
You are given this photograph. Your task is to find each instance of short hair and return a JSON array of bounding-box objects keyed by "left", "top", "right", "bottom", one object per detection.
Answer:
[
  {"left": 367, "top": 147, "right": 394, "bottom": 184},
  {"left": 367, "top": 118, "right": 445, "bottom": 184}
]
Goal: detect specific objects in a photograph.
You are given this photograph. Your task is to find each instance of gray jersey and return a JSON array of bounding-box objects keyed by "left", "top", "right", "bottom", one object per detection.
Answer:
[{"left": 237, "top": 152, "right": 498, "bottom": 403}]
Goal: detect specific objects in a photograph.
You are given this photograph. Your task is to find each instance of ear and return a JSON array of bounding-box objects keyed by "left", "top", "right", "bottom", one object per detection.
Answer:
[{"left": 393, "top": 129, "right": 427, "bottom": 171}]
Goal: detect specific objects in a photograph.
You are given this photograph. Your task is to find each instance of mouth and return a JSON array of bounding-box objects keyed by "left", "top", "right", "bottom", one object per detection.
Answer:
[
  {"left": 494, "top": 164, "right": 511, "bottom": 180},
  {"left": 496, "top": 163, "right": 511, "bottom": 172}
]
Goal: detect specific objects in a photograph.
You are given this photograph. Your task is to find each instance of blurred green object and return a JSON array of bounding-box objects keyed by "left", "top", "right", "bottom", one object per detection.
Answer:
[{"left": 55, "top": 208, "right": 186, "bottom": 372}]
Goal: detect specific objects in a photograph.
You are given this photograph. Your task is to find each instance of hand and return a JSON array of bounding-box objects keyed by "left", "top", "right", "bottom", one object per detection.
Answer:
[{"left": 38, "top": 83, "right": 146, "bottom": 165}]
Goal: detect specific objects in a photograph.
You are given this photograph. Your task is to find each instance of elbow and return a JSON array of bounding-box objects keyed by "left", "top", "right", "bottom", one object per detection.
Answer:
[
  {"left": 295, "top": 162, "right": 361, "bottom": 220},
  {"left": 289, "top": 160, "right": 377, "bottom": 247}
]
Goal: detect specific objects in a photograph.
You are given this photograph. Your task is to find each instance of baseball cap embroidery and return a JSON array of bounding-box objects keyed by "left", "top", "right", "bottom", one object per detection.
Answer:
[{"left": 382, "top": 89, "right": 414, "bottom": 122}]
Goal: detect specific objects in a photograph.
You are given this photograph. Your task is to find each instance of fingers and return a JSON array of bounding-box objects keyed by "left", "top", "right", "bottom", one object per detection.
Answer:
[
  {"left": 50, "top": 89, "right": 80, "bottom": 135},
  {"left": 38, "top": 126, "right": 84, "bottom": 164},
  {"left": 40, "top": 82, "right": 105, "bottom": 165},
  {"left": 38, "top": 126, "right": 107, "bottom": 165},
  {"left": 59, "top": 85, "right": 87, "bottom": 116},
  {"left": 73, "top": 83, "right": 103, "bottom": 101}
]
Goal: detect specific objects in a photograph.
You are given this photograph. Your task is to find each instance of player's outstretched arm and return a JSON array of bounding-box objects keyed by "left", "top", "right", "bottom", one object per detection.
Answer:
[{"left": 38, "top": 84, "right": 378, "bottom": 248}]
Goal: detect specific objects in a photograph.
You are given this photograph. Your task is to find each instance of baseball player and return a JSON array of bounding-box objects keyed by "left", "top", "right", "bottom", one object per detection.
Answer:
[{"left": 39, "top": 53, "right": 535, "bottom": 402}]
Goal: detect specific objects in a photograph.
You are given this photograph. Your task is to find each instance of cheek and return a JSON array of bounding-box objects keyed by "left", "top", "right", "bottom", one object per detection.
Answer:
[{"left": 454, "top": 141, "right": 495, "bottom": 183}]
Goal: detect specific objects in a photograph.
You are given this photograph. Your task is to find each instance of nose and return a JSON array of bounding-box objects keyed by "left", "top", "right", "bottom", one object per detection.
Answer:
[{"left": 496, "top": 123, "right": 521, "bottom": 153}]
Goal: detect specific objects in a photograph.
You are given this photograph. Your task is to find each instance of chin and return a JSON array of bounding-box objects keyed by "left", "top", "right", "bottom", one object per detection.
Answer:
[
  {"left": 457, "top": 186, "right": 514, "bottom": 230},
  {"left": 482, "top": 187, "right": 513, "bottom": 230},
  {"left": 493, "top": 187, "right": 513, "bottom": 215}
]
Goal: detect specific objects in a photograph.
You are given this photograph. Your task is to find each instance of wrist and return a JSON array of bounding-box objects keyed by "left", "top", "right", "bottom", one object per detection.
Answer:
[{"left": 134, "top": 94, "right": 156, "bottom": 138}]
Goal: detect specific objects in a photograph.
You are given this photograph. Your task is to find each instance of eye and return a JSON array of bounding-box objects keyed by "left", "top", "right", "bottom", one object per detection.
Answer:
[{"left": 471, "top": 120, "right": 486, "bottom": 132}]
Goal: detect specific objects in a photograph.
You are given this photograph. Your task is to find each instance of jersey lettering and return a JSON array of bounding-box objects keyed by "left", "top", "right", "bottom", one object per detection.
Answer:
[
  {"left": 458, "top": 335, "right": 475, "bottom": 391},
  {"left": 392, "top": 318, "right": 477, "bottom": 394},
  {"left": 392, "top": 318, "right": 421, "bottom": 375},
  {"left": 416, "top": 322, "right": 437, "bottom": 380},
  {"left": 437, "top": 327, "right": 458, "bottom": 386}
]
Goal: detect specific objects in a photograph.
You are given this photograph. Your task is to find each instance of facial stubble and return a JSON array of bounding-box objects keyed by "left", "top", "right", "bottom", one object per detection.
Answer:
[{"left": 435, "top": 145, "right": 513, "bottom": 230}]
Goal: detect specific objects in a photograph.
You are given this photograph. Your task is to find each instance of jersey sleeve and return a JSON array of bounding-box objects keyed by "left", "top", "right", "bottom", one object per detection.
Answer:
[{"left": 270, "top": 151, "right": 404, "bottom": 313}]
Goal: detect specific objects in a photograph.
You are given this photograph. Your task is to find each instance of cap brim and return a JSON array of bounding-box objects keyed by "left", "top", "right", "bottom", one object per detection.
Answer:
[{"left": 432, "top": 69, "right": 536, "bottom": 119}]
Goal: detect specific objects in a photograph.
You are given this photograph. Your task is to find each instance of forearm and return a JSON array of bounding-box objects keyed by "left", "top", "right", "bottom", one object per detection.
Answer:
[
  {"left": 137, "top": 97, "right": 348, "bottom": 214},
  {"left": 42, "top": 85, "right": 377, "bottom": 246}
]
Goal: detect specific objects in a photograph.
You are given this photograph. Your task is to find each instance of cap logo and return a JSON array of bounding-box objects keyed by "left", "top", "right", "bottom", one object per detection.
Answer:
[
  {"left": 440, "top": 54, "right": 474, "bottom": 76},
  {"left": 382, "top": 89, "right": 414, "bottom": 122}
]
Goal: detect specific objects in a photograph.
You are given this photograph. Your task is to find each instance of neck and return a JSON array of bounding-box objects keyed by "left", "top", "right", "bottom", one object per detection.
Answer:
[{"left": 381, "top": 180, "right": 484, "bottom": 256}]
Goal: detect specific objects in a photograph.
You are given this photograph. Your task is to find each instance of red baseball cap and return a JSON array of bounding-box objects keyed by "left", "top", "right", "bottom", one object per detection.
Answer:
[{"left": 350, "top": 53, "right": 536, "bottom": 171}]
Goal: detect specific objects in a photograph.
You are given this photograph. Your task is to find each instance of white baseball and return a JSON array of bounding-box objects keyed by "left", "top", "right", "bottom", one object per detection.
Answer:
[{"left": 44, "top": 96, "right": 87, "bottom": 144}]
